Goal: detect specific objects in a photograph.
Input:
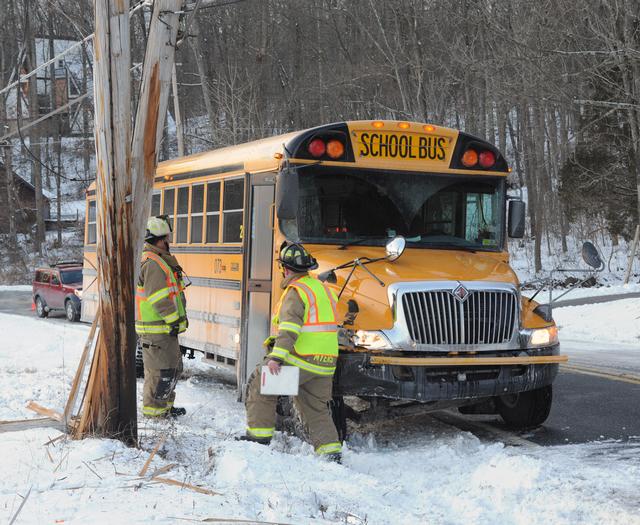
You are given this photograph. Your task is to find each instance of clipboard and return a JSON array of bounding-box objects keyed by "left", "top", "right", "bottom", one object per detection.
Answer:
[{"left": 260, "top": 365, "right": 300, "bottom": 396}]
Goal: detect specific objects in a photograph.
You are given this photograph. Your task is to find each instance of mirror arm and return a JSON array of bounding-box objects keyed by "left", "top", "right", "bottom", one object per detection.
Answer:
[
  {"left": 355, "top": 259, "right": 385, "bottom": 287},
  {"left": 337, "top": 258, "right": 386, "bottom": 299},
  {"left": 338, "top": 264, "right": 358, "bottom": 300},
  {"left": 527, "top": 285, "right": 545, "bottom": 303}
]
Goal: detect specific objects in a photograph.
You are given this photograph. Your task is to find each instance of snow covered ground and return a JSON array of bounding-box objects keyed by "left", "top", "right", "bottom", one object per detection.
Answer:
[
  {"left": 555, "top": 298, "right": 640, "bottom": 345},
  {"left": 1, "top": 309, "right": 640, "bottom": 524}
]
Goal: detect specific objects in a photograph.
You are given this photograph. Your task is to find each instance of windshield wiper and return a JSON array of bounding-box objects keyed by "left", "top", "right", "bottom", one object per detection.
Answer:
[
  {"left": 338, "top": 236, "right": 392, "bottom": 250},
  {"left": 421, "top": 242, "right": 477, "bottom": 253}
]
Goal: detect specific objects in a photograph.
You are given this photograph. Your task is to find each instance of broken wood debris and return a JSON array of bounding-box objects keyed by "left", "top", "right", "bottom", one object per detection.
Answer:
[
  {"left": 139, "top": 435, "right": 167, "bottom": 477},
  {"left": 151, "top": 476, "right": 220, "bottom": 496}
]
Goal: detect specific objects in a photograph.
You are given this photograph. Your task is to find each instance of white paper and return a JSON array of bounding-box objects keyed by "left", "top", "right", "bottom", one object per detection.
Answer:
[{"left": 259, "top": 365, "right": 300, "bottom": 396}]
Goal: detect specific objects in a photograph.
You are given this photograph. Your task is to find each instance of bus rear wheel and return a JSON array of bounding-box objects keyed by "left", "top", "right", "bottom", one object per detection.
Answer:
[{"left": 496, "top": 385, "right": 552, "bottom": 430}]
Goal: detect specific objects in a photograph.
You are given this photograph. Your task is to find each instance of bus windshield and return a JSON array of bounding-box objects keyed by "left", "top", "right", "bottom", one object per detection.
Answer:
[{"left": 289, "top": 168, "right": 505, "bottom": 251}]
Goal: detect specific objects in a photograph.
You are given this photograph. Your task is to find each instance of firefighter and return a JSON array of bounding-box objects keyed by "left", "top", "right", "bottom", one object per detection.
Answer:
[
  {"left": 135, "top": 216, "right": 188, "bottom": 418},
  {"left": 239, "top": 241, "right": 343, "bottom": 462}
]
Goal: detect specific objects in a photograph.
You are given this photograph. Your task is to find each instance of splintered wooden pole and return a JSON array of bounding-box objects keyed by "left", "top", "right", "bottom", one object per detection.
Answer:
[
  {"left": 131, "top": 0, "right": 185, "bottom": 273},
  {"left": 83, "top": 0, "right": 137, "bottom": 443}
]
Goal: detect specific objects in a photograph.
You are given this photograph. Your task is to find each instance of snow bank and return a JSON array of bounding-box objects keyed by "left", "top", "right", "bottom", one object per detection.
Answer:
[
  {"left": 1, "top": 313, "right": 640, "bottom": 524},
  {"left": 555, "top": 298, "right": 640, "bottom": 345}
]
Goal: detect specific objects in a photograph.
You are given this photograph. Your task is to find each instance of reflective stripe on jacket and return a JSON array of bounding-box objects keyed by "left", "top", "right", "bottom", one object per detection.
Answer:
[
  {"left": 135, "top": 249, "right": 187, "bottom": 335},
  {"left": 268, "top": 274, "right": 339, "bottom": 376}
]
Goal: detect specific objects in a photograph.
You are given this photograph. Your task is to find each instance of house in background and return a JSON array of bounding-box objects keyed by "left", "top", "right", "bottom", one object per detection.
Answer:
[{"left": 0, "top": 163, "right": 51, "bottom": 234}]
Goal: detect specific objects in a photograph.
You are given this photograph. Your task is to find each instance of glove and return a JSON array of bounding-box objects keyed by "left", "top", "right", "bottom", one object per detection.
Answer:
[
  {"left": 262, "top": 336, "right": 276, "bottom": 349},
  {"left": 169, "top": 324, "right": 180, "bottom": 337}
]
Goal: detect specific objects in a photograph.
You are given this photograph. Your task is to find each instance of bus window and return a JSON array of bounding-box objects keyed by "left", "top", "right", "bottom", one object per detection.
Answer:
[
  {"left": 87, "top": 200, "right": 96, "bottom": 244},
  {"left": 151, "top": 192, "right": 161, "bottom": 216},
  {"left": 176, "top": 186, "right": 189, "bottom": 243},
  {"left": 162, "top": 188, "right": 175, "bottom": 236},
  {"left": 190, "top": 184, "right": 205, "bottom": 243},
  {"left": 205, "top": 181, "right": 221, "bottom": 243},
  {"left": 222, "top": 178, "right": 244, "bottom": 243}
]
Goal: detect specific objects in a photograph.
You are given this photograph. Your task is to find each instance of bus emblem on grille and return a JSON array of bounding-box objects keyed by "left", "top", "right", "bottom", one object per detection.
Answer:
[{"left": 452, "top": 284, "right": 470, "bottom": 302}]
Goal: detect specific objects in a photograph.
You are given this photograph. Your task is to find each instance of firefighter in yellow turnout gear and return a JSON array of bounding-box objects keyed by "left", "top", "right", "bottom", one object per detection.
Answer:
[
  {"left": 241, "top": 242, "right": 343, "bottom": 461},
  {"left": 135, "top": 216, "right": 188, "bottom": 418}
]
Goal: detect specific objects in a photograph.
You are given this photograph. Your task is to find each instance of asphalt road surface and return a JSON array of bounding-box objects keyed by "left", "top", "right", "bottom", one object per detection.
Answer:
[
  {"left": 0, "top": 289, "right": 72, "bottom": 322},
  {"left": 1, "top": 288, "right": 639, "bottom": 447}
]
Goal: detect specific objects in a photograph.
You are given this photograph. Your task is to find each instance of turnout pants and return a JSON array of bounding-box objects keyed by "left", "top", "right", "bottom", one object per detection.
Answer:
[
  {"left": 141, "top": 334, "right": 183, "bottom": 417},
  {"left": 245, "top": 358, "right": 341, "bottom": 455}
]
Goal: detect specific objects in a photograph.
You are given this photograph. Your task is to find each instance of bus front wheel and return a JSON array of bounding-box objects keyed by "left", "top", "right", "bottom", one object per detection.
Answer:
[{"left": 496, "top": 385, "right": 552, "bottom": 430}]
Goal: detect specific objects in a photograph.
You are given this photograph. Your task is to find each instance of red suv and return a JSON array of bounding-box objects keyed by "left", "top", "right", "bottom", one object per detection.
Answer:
[{"left": 32, "top": 262, "right": 83, "bottom": 322}]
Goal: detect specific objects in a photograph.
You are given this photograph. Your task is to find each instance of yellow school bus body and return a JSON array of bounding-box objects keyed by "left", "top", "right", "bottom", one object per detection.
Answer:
[{"left": 81, "top": 120, "right": 560, "bottom": 414}]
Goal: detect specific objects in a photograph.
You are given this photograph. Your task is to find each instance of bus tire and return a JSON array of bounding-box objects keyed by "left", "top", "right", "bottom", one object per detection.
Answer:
[
  {"left": 496, "top": 385, "right": 552, "bottom": 430},
  {"left": 135, "top": 341, "right": 144, "bottom": 379}
]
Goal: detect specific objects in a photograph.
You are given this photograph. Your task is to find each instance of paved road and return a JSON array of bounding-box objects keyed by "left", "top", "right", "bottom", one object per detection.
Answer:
[
  {"left": 0, "top": 289, "right": 73, "bottom": 322},
  {"left": 1, "top": 288, "right": 639, "bottom": 447}
]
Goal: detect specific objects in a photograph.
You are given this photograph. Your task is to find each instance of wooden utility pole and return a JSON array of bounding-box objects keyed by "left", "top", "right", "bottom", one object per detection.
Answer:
[
  {"left": 77, "top": 0, "right": 184, "bottom": 444},
  {"left": 79, "top": 0, "right": 136, "bottom": 442},
  {"left": 131, "top": 0, "right": 184, "bottom": 264}
]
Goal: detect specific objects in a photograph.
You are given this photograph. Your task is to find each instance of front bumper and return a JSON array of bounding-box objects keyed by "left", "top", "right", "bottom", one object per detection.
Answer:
[{"left": 334, "top": 345, "right": 562, "bottom": 402}]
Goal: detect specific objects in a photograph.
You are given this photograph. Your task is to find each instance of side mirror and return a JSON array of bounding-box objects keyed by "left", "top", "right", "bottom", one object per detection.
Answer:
[
  {"left": 508, "top": 200, "right": 526, "bottom": 238},
  {"left": 318, "top": 269, "right": 337, "bottom": 284},
  {"left": 275, "top": 168, "right": 299, "bottom": 220},
  {"left": 582, "top": 241, "right": 603, "bottom": 270},
  {"left": 386, "top": 235, "right": 406, "bottom": 261}
]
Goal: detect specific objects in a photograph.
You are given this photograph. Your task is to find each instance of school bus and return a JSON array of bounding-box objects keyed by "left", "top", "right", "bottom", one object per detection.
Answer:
[{"left": 81, "top": 120, "right": 567, "bottom": 431}]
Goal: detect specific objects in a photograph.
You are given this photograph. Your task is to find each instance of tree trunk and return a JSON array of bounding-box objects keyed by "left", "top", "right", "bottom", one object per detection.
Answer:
[
  {"left": 0, "top": 10, "right": 18, "bottom": 250},
  {"left": 48, "top": 17, "right": 63, "bottom": 246},
  {"left": 189, "top": 16, "right": 216, "bottom": 142},
  {"left": 24, "top": 0, "right": 46, "bottom": 254}
]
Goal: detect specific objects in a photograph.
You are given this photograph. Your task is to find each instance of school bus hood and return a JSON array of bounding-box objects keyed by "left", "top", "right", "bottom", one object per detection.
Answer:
[{"left": 308, "top": 245, "right": 518, "bottom": 331}]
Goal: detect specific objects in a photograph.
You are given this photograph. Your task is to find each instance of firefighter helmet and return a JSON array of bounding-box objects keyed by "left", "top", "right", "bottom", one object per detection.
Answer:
[
  {"left": 278, "top": 241, "right": 318, "bottom": 272},
  {"left": 145, "top": 215, "right": 172, "bottom": 242}
]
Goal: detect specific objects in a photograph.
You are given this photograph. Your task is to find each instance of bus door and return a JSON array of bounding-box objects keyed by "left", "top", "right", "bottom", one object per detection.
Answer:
[{"left": 239, "top": 172, "right": 276, "bottom": 398}]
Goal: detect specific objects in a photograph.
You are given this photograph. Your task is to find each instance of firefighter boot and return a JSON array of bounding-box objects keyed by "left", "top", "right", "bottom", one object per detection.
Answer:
[
  {"left": 325, "top": 452, "right": 342, "bottom": 464},
  {"left": 236, "top": 434, "right": 272, "bottom": 446},
  {"left": 169, "top": 406, "right": 187, "bottom": 417}
]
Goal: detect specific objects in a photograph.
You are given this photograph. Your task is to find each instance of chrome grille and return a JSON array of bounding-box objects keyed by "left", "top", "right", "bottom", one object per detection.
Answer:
[{"left": 401, "top": 289, "right": 518, "bottom": 345}]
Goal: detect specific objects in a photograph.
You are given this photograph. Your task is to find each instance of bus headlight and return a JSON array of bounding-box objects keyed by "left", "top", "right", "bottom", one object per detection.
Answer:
[
  {"left": 523, "top": 326, "right": 559, "bottom": 347},
  {"left": 354, "top": 330, "right": 393, "bottom": 350}
]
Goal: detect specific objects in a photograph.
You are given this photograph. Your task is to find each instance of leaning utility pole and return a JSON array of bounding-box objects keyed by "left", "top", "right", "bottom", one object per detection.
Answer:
[
  {"left": 131, "top": 0, "right": 184, "bottom": 266},
  {"left": 77, "top": 0, "right": 184, "bottom": 444}
]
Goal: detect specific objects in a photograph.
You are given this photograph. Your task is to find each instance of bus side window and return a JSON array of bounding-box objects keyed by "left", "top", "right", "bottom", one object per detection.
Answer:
[
  {"left": 176, "top": 186, "right": 189, "bottom": 244},
  {"left": 190, "top": 184, "right": 205, "bottom": 243},
  {"left": 162, "top": 188, "right": 176, "bottom": 239},
  {"left": 222, "top": 178, "right": 244, "bottom": 243},
  {"left": 151, "top": 192, "right": 161, "bottom": 217},
  {"left": 87, "top": 200, "right": 97, "bottom": 244},
  {"left": 205, "top": 181, "right": 221, "bottom": 244}
]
